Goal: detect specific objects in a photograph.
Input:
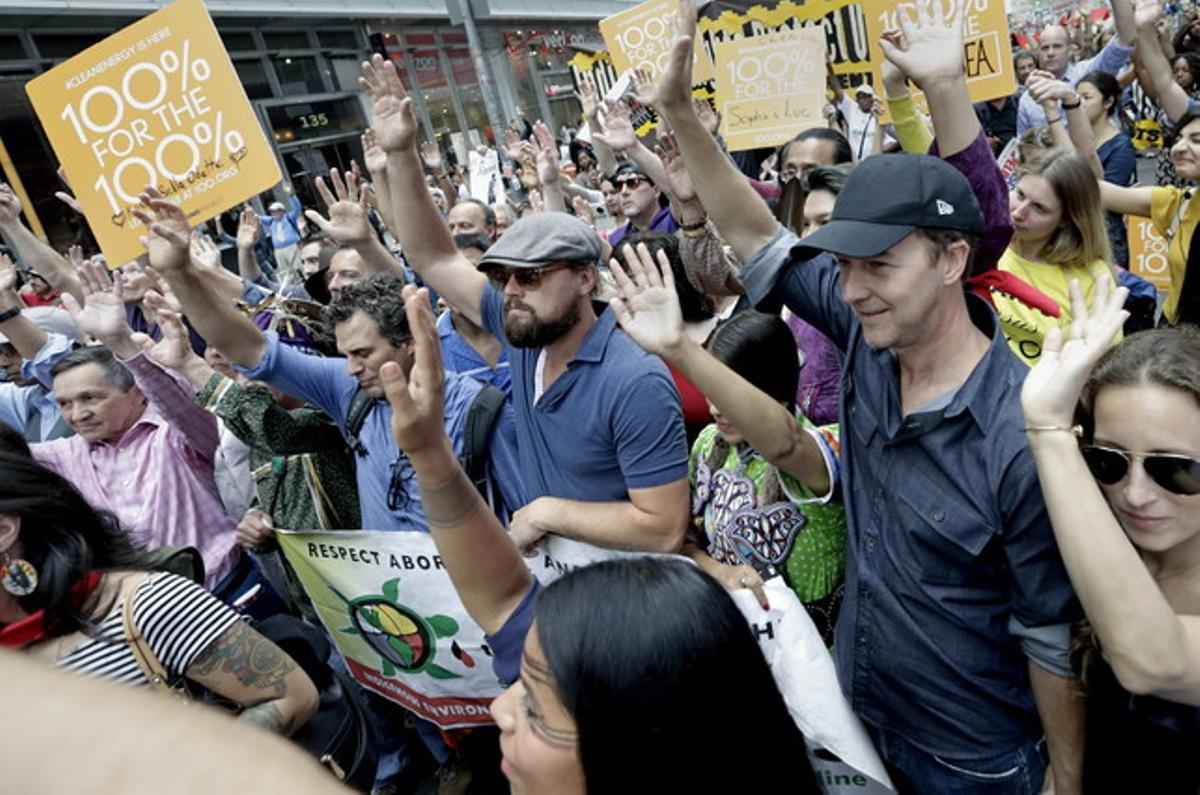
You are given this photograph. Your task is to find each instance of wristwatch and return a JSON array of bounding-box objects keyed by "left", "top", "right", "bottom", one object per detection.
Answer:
[{"left": 1061, "top": 97, "right": 1081, "bottom": 110}]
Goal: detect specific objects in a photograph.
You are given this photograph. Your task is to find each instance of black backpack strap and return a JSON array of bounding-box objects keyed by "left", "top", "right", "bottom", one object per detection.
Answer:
[
  {"left": 462, "top": 384, "right": 506, "bottom": 495},
  {"left": 344, "top": 386, "right": 375, "bottom": 458}
]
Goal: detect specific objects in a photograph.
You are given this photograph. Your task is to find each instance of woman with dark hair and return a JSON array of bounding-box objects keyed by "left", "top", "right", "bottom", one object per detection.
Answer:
[
  {"left": 1077, "top": 70, "right": 1136, "bottom": 266},
  {"left": 377, "top": 283, "right": 819, "bottom": 793},
  {"left": 0, "top": 452, "right": 318, "bottom": 735},
  {"left": 1021, "top": 277, "right": 1200, "bottom": 792}
]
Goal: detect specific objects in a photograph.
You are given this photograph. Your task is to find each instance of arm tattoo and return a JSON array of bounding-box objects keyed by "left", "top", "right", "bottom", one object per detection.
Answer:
[{"left": 188, "top": 620, "right": 295, "bottom": 698}]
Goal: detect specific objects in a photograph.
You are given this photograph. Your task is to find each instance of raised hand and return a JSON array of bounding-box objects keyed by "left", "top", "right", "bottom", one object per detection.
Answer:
[
  {"left": 503, "top": 128, "right": 524, "bottom": 161},
  {"left": 693, "top": 97, "right": 720, "bottom": 135},
  {"left": 55, "top": 167, "right": 84, "bottom": 214},
  {"left": 532, "top": 121, "right": 561, "bottom": 188},
  {"left": 362, "top": 129, "right": 388, "bottom": 175},
  {"left": 575, "top": 75, "right": 601, "bottom": 123},
  {"left": 608, "top": 242, "right": 686, "bottom": 357},
  {"left": 236, "top": 207, "right": 260, "bottom": 250},
  {"left": 517, "top": 140, "right": 541, "bottom": 189},
  {"left": 593, "top": 100, "right": 638, "bottom": 152},
  {"left": 1135, "top": 0, "right": 1162, "bottom": 32},
  {"left": 60, "top": 259, "right": 131, "bottom": 344},
  {"left": 0, "top": 183, "right": 22, "bottom": 227},
  {"left": 877, "top": 0, "right": 966, "bottom": 90},
  {"left": 419, "top": 141, "right": 444, "bottom": 173},
  {"left": 879, "top": 35, "right": 910, "bottom": 96},
  {"left": 1021, "top": 276, "right": 1129, "bottom": 428},
  {"left": 131, "top": 187, "right": 191, "bottom": 274},
  {"left": 189, "top": 233, "right": 222, "bottom": 272},
  {"left": 380, "top": 285, "right": 447, "bottom": 457},
  {"left": 0, "top": 252, "right": 17, "bottom": 296},
  {"left": 630, "top": 67, "right": 659, "bottom": 109},
  {"left": 304, "top": 168, "right": 372, "bottom": 244},
  {"left": 131, "top": 307, "right": 197, "bottom": 373},
  {"left": 360, "top": 54, "right": 419, "bottom": 153},
  {"left": 528, "top": 189, "right": 544, "bottom": 214},
  {"left": 572, "top": 195, "right": 596, "bottom": 226},
  {"left": 658, "top": 132, "right": 698, "bottom": 204},
  {"left": 1026, "top": 70, "right": 1078, "bottom": 107},
  {"left": 657, "top": 0, "right": 700, "bottom": 113}
]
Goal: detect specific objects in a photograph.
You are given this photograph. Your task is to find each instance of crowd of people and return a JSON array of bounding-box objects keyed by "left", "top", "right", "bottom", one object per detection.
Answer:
[{"left": 4, "top": 0, "right": 1200, "bottom": 792}]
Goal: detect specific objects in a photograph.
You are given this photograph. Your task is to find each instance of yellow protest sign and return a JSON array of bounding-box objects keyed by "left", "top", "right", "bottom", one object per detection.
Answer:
[
  {"left": 1127, "top": 215, "right": 1173, "bottom": 294},
  {"left": 600, "top": 0, "right": 715, "bottom": 85},
  {"left": 714, "top": 28, "right": 826, "bottom": 152},
  {"left": 861, "top": 0, "right": 1015, "bottom": 108},
  {"left": 25, "top": 0, "right": 281, "bottom": 266}
]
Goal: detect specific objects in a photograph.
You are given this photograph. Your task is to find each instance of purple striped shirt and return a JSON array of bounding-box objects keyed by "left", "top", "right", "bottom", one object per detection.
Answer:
[{"left": 32, "top": 352, "right": 239, "bottom": 587}]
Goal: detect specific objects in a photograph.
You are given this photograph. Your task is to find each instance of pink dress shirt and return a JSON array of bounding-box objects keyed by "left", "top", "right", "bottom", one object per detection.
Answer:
[{"left": 33, "top": 352, "right": 240, "bottom": 587}]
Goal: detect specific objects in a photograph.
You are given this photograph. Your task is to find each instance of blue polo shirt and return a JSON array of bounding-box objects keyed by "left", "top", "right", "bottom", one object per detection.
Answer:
[
  {"left": 479, "top": 285, "right": 687, "bottom": 502},
  {"left": 740, "top": 227, "right": 1080, "bottom": 761},
  {"left": 238, "top": 331, "right": 526, "bottom": 530},
  {"left": 436, "top": 309, "right": 512, "bottom": 395}
]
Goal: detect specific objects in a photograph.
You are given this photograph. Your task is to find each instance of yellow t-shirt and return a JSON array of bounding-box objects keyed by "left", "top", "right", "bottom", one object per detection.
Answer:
[
  {"left": 994, "top": 249, "right": 1122, "bottom": 365},
  {"left": 1150, "top": 185, "right": 1200, "bottom": 323}
]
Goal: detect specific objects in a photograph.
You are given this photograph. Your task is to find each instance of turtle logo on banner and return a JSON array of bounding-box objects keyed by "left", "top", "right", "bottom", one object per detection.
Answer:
[{"left": 333, "top": 577, "right": 475, "bottom": 680}]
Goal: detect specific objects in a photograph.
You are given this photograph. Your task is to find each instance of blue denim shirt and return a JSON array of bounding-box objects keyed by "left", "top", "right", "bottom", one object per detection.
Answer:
[{"left": 741, "top": 229, "right": 1080, "bottom": 760}]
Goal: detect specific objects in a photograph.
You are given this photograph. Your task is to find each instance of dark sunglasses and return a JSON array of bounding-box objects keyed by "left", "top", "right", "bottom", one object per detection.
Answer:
[
  {"left": 486, "top": 263, "right": 573, "bottom": 290},
  {"left": 614, "top": 176, "right": 648, "bottom": 191},
  {"left": 1081, "top": 445, "right": 1200, "bottom": 496}
]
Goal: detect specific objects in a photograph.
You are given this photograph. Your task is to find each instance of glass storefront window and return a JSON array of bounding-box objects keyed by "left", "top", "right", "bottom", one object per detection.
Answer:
[
  {"left": 274, "top": 56, "right": 326, "bottom": 95},
  {"left": 264, "top": 31, "right": 312, "bottom": 50},
  {"left": 234, "top": 59, "right": 273, "bottom": 100},
  {"left": 219, "top": 30, "right": 256, "bottom": 52}
]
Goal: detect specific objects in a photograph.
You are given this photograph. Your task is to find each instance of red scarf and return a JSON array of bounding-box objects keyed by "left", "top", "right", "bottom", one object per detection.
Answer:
[{"left": 0, "top": 570, "right": 103, "bottom": 650}]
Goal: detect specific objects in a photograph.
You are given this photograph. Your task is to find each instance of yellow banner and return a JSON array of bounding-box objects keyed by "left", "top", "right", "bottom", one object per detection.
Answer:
[
  {"left": 599, "top": 0, "right": 715, "bottom": 84},
  {"left": 1127, "top": 214, "right": 1173, "bottom": 294},
  {"left": 861, "top": 0, "right": 1015, "bottom": 109},
  {"left": 25, "top": 0, "right": 281, "bottom": 266},
  {"left": 714, "top": 28, "right": 826, "bottom": 152}
]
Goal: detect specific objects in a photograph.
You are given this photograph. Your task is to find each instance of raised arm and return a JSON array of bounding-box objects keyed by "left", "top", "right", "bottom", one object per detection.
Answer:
[
  {"left": 303, "top": 168, "right": 402, "bottom": 279},
  {"left": 131, "top": 190, "right": 267, "bottom": 368},
  {"left": 1022, "top": 279, "right": 1200, "bottom": 706},
  {"left": 610, "top": 242, "right": 830, "bottom": 491},
  {"left": 1135, "top": 0, "right": 1192, "bottom": 122},
  {"left": 0, "top": 254, "right": 48, "bottom": 361},
  {"left": 653, "top": 0, "right": 780, "bottom": 262},
  {"left": 1027, "top": 72, "right": 1105, "bottom": 178},
  {"left": 363, "top": 130, "right": 397, "bottom": 239},
  {"left": 532, "top": 121, "right": 568, "bottom": 214},
  {"left": 381, "top": 284, "right": 532, "bottom": 635},
  {"left": 576, "top": 77, "right": 619, "bottom": 178},
  {"left": 361, "top": 55, "right": 487, "bottom": 325},
  {"left": 234, "top": 207, "right": 264, "bottom": 284},
  {"left": 0, "top": 184, "right": 83, "bottom": 304}
]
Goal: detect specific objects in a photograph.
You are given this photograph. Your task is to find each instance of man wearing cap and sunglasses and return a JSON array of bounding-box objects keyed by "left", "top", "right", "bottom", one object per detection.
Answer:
[
  {"left": 607, "top": 162, "right": 679, "bottom": 249},
  {"left": 654, "top": 0, "right": 1083, "bottom": 792},
  {"left": 360, "top": 55, "right": 690, "bottom": 563}
]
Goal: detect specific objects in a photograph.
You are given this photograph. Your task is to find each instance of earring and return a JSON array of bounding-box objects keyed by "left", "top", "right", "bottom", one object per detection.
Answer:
[{"left": 1, "top": 552, "right": 38, "bottom": 596}]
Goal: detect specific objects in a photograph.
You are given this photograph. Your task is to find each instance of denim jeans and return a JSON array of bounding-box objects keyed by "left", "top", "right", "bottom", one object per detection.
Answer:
[{"left": 869, "top": 725, "right": 1047, "bottom": 795}]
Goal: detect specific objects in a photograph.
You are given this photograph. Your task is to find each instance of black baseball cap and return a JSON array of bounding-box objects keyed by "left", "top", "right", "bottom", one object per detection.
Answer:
[{"left": 792, "top": 153, "right": 984, "bottom": 261}]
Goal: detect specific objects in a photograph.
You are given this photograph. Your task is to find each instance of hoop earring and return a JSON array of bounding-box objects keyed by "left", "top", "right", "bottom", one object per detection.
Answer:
[{"left": 1, "top": 551, "right": 38, "bottom": 596}]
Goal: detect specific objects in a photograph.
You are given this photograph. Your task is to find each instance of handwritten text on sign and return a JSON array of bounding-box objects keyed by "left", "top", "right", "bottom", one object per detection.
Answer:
[
  {"left": 26, "top": 0, "right": 280, "bottom": 266},
  {"left": 714, "top": 28, "right": 826, "bottom": 152},
  {"left": 861, "top": 0, "right": 1014, "bottom": 109},
  {"left": 599, "top": 0, "right": 714, "bottom": 84},
  {"left": 1127, "top": 215, "right": 1173, "bottom": 294}
]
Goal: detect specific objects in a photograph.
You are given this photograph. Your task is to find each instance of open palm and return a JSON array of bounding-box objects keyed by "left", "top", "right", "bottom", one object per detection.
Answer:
[
  {"left": 361, "top": 54, "right": 418, "bottom": 153},
  {"left": 878, "top": 0, "right": 965, "bottom": 88},
  {"left": 608, "top": 242, "right": 685, "bottom": 356}
]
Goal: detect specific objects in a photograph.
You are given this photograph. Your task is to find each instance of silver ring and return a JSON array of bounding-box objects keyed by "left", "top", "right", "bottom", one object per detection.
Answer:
[{"left": 739, "top": 576, "right": 751, "bottom": 588}]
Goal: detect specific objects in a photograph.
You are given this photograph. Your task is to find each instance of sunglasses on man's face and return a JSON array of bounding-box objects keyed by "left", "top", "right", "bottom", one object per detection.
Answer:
[
  {"left": 486, "top": 263, "right": 573, "bottom": 290},
  {"left": 1081, "top": 445, "right": 1200, "bottom": 496},
  {"left": 614, "top": 176, "right": 649, "bottom": 191}
]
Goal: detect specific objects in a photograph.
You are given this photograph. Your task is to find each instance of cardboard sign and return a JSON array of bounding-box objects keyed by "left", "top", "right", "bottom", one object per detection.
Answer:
[
  {"left": 862, "top": 0, "right": 1016, "bottom": 110},
  {"left": 468, "top": 148, "right": 500, "bottom": 203},
  {"left": 1127, "top": 214, "right": 1173, "bottom": 294},
  {"left": 25, "top": 0, "right": 280, "bottom": 266},
  {"left": 714, "top": 28, "right": 826, "bottom": 152},
  {"left": 599, "top": 0, "right": 714, "bottom": 85}
]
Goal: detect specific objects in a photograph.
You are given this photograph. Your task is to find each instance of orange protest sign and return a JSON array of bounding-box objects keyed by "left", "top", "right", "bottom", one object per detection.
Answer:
[
  {"left": 861, "top": 0, "right": 1015, "bottom": 108},
  {"left": 600, "top": 0, "right": 714, "bottom": 85},
  {"left": 714, "top": 28, "right": 826, "bottom": 152},
  {"left": 25, "top": 0, "right": 281, "bottom": 266},
  {"left": 1127, "top": 215, "right": 1173, "bottom": 294}
]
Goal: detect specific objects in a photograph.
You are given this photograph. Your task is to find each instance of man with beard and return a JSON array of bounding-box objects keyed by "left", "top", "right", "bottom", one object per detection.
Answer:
[{"left": 361, "top": 54, "right": 690, "bottom": 559}]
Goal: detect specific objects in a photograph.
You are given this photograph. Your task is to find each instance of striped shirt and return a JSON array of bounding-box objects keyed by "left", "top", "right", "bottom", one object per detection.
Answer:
[{"left": 56, "top": 573, "right": 240, "bottom": 686}]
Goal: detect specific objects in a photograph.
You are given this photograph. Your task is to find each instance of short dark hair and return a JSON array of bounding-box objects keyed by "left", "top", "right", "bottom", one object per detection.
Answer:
[
  {"left": 453, "top": 198, "right": 496, "bottom": 228},
  {"left": 800, "top": 164, "right": 854, "bottom": 197},
  {"left": 780, "top": 127, "right": 853, "bottom": 168},
  {"left": 452, "top": 233, "right": 493, "bottom": 255},
  {"left": 49, "top": 345, "right": 135, "bottom": 391},
  {"left": 916, "top": 227, "right": 980, "bottom": 276},
  {"left": 323, "top": 272, "right": 412, "bottom": 347},
  {"left": 622, "top": 231, "right": 712, "bottom": 322},
  {"left": 1014, "top": 49, "right": 1037, "bottom": 66},
  {"left": 535, "top": 557, "right": 814, "bottom": 792}
]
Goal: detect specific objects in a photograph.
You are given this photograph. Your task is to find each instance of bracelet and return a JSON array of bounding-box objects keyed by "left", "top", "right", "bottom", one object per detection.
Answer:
[
  {"left": 1023, "top": 424, "right": 1082, "bottom": 436},
  {"left": 1060, "top": 98, "right": 1081, "bottom": 110},
  {"left": 1045, "top": 115, "right": 1063, "bottom": 124},
  {"left": 0, "top": 305, "right": 21, "bottom": 324},
  {"left": 679, "top": 217, "right": 707, "bottom": 232}
]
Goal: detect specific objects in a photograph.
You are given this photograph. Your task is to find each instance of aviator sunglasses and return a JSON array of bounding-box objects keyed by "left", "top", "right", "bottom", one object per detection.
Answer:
[
  {"left": 485, "top": 263, "right": 574, "bottom": 290},
  {"left": 1081, "top": 445, "right": 1200, "bottom": 496}
]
